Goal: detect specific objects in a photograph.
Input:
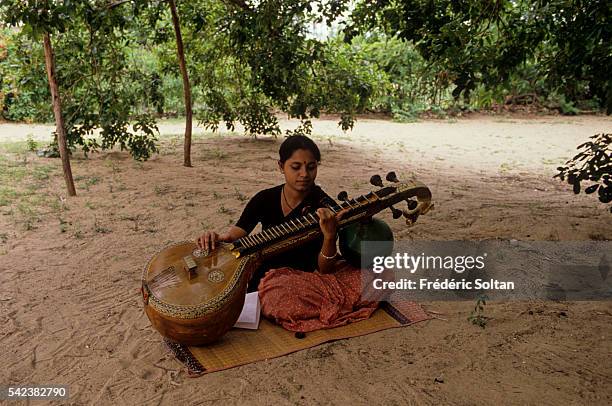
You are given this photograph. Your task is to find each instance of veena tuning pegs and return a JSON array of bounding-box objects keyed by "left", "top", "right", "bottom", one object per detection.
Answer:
[
  {"left": 406, "top": 199, "right": 418, "bottom": 210},
  {"left": 337, "top": 191, "right": 349, "bottom": 201},
  {"left": 370, "top": 174, "right": 384, "bottom": 187},
  {"left": 385, "top": 171, "right": 399, "bottom": 183},
  {"left": 404, "top": 210, "right": 420, "bottom": 226},
  {"left": 389, "top": 206, "right": 403, "bottom": 219}
]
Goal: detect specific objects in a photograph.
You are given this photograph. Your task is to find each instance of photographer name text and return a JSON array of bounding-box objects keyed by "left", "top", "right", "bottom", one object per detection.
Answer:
[{"left": 372, "top": 278, "right": 515, "bottom": 290}]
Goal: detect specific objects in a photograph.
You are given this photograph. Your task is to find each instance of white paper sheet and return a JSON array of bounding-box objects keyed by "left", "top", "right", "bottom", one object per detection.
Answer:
[{"left": 233, "top": 291, "right": 261, "bottom": 330}]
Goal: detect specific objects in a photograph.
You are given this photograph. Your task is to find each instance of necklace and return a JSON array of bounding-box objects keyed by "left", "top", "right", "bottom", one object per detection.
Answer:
[{"left": 282, "top": 185, "right": 296, "bottom": 210}]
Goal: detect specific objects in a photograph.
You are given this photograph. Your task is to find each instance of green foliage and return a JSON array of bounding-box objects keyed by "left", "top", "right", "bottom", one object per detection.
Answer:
[
  {"left": 343, "top": 34, "right": 429, "bottom": 112},
  {"left": 0, "top": 28, "right": 53, "bottom": 121},
  {"left": 2, "top": 0, "right": 76, "bottom": 36},
  {"left": 327, "top": 33, "right": 466, "bottom": 120},
  {"left": 548, "top": 93, "right": 580, "bottom": 116},
  {"left": 25, "top": 134, "right": 38, "bottom": 151},
  {"left": 467, "top": 294, "right": 489, "bottom": 328},
  {"left": 285, "top": 120, "right": 313, "bottom": 137},
  {"left": 347, "top": 0, "right": 539, "bottom": 103},
  {"left": 555, "top": 133, "right": 611, "bottom": 211},
  {"left": 1, "top": 0, "right": 609, "bottom": 143},
  {"left": 346, "top": 0, "right": 611, "bottom": 113},
  {"left": 159, "top": 0, "right": 376, "bottom": 134},
  {"left": 0, "top": 1, "right": 160, "bottom": 161},
  {"left": 539, "top": 1, "right": 611, "bottom": 113}
]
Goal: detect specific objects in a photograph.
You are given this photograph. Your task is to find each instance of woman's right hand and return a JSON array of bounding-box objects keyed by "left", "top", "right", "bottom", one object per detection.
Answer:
[
  {"left": 196, "top": 226, "right": 247, "bottom": 251},
  {"left": 197, "top": 231, "right": 224, "bottom": 251}
]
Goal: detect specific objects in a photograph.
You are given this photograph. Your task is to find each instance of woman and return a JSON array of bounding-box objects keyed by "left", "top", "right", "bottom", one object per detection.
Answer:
[{"left": 196, "top": 135, "right": 378, "bottom": 332}]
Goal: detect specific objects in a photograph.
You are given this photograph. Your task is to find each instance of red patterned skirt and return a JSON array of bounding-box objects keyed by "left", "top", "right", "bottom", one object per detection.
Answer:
[{"left": 257, "top": 261, "right": 380, "bottom": 332}]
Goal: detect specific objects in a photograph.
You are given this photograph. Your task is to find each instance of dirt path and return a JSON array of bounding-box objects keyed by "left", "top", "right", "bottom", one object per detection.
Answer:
[
  {"left": 0, "top": 115, "right": 611, "bottom": 405},
  {"left": 2, "top": 114, "right": 610, "bottom": 171}
]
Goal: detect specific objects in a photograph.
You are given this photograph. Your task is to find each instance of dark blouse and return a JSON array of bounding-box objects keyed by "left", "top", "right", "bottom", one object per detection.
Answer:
[{"left": 235, "top": 184, "right": 336, "bottom": 292}]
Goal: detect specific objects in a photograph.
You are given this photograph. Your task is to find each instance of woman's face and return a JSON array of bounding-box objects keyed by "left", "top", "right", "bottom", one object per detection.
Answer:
[{"left": 279, "top": 148, "right": 318, "bottom": 192}]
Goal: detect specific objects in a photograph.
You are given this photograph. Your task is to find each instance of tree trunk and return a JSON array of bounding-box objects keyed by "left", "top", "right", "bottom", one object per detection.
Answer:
[
  {"left": 169, "top": 0, "right": 193, "bottom": 167},
  {"left": 43, "top": 32, "right": 76, "bottom": 197}
]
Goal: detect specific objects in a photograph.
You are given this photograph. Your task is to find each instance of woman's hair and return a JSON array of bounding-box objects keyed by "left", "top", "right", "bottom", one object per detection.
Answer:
[{"left": 278, "top": 135, "right": 321, "bottom": 164}]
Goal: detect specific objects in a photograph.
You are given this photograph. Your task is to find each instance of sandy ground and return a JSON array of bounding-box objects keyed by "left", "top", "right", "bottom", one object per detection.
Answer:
[{"left": 1, "top": 115, "right": 611, "bottom": 405}]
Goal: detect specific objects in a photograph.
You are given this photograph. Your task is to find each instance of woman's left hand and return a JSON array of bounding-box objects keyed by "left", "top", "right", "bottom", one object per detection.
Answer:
[{"left": 316, "top": 207, "right": 348, "bottom": 240}]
